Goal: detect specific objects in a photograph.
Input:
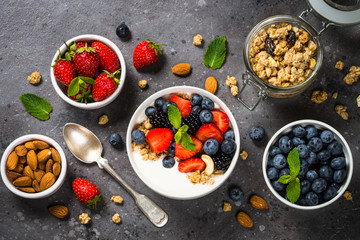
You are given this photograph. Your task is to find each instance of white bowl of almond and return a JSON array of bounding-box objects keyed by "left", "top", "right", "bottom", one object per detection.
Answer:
[
  {"left": 1, "top": 134, "right": 67, "bottom": 199},
  {"left": 126, "top": 86, "right": 240, "bottom": 200}
]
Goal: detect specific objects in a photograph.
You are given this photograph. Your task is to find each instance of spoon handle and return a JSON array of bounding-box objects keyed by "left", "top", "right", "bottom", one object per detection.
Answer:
[{"left": 98, "top": 158, "right": 168, "bottom": 227}]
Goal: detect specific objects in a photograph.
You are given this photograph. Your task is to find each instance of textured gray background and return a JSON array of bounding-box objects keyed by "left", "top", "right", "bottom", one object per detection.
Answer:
[{"left": 0, "top": 0, "right": 359, "bottom": 239}]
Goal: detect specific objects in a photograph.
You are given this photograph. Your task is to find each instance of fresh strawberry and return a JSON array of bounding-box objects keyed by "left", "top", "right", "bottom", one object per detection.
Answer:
[
  {"left": 92, "top": 70, "right": 119, "bottom": 101},
  {"left": 178, "top": 158, "right": 206, "bottom": 173},
  {"left": 195, "top": 123, "right": 224, "bottom": 144},
  {"left": 73, "top": 43, "right": 99, "bottom": 78},
  {"left": 211, "top": 110, "right": 229, "bottom": 133},
  {"left": 169, "top": 95, "right": 191, "bottom": 117},
  {"left": 72, "top": 178, "right": 101, "bottom": 209},
  {"left": 133, "top": 40, "right": 165, "bottom": 69},
  {"left": 175, "top": 136, "right": 202, "bottom": 159},
  {"left": 76, "top": 41, "right": 86, "bottom": 48},
  {"left": 91, "top": 42, "right": 120, "bottom": 73},
  {"left": 146, "top": 128, "right": 174, "bottom": 153},
  {"left": 53, "top": 57, "right": 77, "bottom": 86}
]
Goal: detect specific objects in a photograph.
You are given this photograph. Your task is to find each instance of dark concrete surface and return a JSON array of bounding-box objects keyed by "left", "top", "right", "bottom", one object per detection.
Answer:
[{"left": 0, "top": 0, "right": 359, "bottom": 239}]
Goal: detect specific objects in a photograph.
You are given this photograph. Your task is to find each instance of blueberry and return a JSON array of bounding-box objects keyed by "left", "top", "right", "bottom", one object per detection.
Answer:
[
  {"left": 199, "top": 110, "right": 213, "bottom": 123},
  {"left": 273, "top": 154, "right": 287, "bottom": 169},
  {"left": 319, "top": 165, "right": 333, "bottom": 181},
  {"left": 301, "top": 180, "right": 311, "bottom": 194},
  {"left": 116, "top": 22, "right": 130, "bottom": 39},
  {"left": 272, "top": 180, "right": 284, "bottom": 191},
  {"left": 145, "top": 106, "right": 156, "bottom": 117},
  {"left": 306, "top": 192, "right": 319, "bottom": 206},
  {"left": 306, "top": 125, "right": 318, "bottom": 140},
  {"left": 249, "top": 126, "right": 265, "bottom": 141},
  {"left": 297, "top": 144, "right": 309, "bottom": 158},
  {"left": 320, "top": 130, "right": 334, "bottom": 144},
  {"left": 162, "top": 101, "right": 177, "bottom": 113},
  {"left": 311, "top": 178, "right": 327, "bottom": 193},
  {"left": 330, "top": 182, "right": 340, "bottom": 191},
  {"left": 191, "top": 105, "right": 202, "bottom": 115},
  {"left": 330, "top": 157, "right": 346, "bottom": 170},
  {"left": 279, "top": 168, "right": 290, "bottom": 178},
  {"left": 296, "top": 195, "right": 308, "bottom": 206},
  {"left": 267, "top": 157, "right": 274, "bottom": 167},
  {"left": 327, "top": 141, "right": 343, "bottom": 156},
  {"left": 323, "top": 185, "right": 338, "bottom": 201},
  {"left": 278, "top": 136, "right": 293, "bottom": 154},
  {"left": 203, "top": 139, "right": 219, "bottom": 156},
  {"left": 162, "top": 156, "right": 175, "bottom": 168},
  {"left": 171, "top": 126, "right": 178, "bottom": 134},
  {"left": 306, "top": 170, "right": 318, "bottom": 182},
  {"left": 292, "top": 125, "right": 306, "bottom": 138},
  {"left": 167, "top": 141, "right": 176, "bottom": 155},
  {"left": 109, "top": 133, "right": 122, "bottom": 147},
  {"left": 317, "top": 150, "right": 331, "bottom": 165},
  {"left": 190, "top": 94, "right": 203, "bottom": 106},
  {"left": 292, "top": 137, "right": 305, "bottom": 146},
  {"left": 269, "top": 146, "right": 282, "bottom": 157},
  {"left": 229, "top": 187, "right": 244, "bottom": 201},
  {"left": 224, "top": 130, "right": 235, "bottom": 140},
  {"left": 221, "top": 139, "right": 236, "bottom": 155},
  {"left": 267, "top": 167, "right": 279, "bottom": 180},
  {"left": 154, "top": 97, "right": 166, "bottom": 110},
  {"left": 131, "top": 130, "right": 146, "bottom": 145},
  {"left": 201, "top": 98, "right": 214, "bottom": 110},
  {"left": 307, "top": 137, "right": 323, "bottom": 153},
  {"left": 306, "top": 151, "right": 318, "bottom": 165},
  {"left": 333, "top": 169, "right": 347, "bottom": 183},
  {"left": 298, "top": 160, "right": 309, "bottom": 177}
]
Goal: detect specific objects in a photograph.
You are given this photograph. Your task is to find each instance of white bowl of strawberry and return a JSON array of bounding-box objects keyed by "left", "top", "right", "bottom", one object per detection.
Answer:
[
  {"left": 50, "top": 34, "right": 126, "bottom": 110},
  {"left": 126, "top": 86, "right": 240, "bottom": 200}
]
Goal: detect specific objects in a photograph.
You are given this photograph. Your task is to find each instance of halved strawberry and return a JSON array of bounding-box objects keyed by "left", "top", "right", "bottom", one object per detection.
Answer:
[
  {"left": 178, "top": 158, "right": 206, "bottom": 173},
  {"left": 146, "top": 128, "right": 174, "bottom": 153},
  {"left": 211, "top": 110, "right": 229, "bottom": 133},
  {"left": 175, "top": 136, "right": 202, "bottom": 159},
  {"left": 195, "top": 123, "right": 224, "bottom": 144},
  {"left": 169, "top": 95, "right": 191, "bottom": 118}
]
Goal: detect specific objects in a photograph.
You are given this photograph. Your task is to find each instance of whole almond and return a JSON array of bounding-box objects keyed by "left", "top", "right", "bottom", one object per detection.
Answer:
[
  {"left": 33, "top": 140, "right": 49, "bottom": 150},
  {"left": 15, "top": 145, "right": 28, "bottom": 157},
  {"left": 6, "top": 170, "right": 22, "bottom": 182},
  {"left": 40, "top": 172, "right": 55, "bottom": 191},
  {"left": 32, "top": 180, "right": 41, "bottom": 192},
  {"left": 236, "top": 212, "right": 253, "bottom": 228},
  {"left": 25, "top": 141, "right": 37, "bottom": 150},
  {"left": 49, "top": 205, "right": 69, "bottom": 219},
  {"left": 17, "top": 187, "right": 36, "bottom": 193},
  {"left": 37, "top": 149, "right": 51, "bottom": 163},
  {"left": 249, "top": 195, "right": 269, "bottom": 210},
  {"left": 50, "top": 148, "right": 61, "bottom": 164},
  {"left": 34, "top": 169, "right": 45, "bottom": 183},
  {"left": 171, "top": 63, "right": 191, "bottom": 76},
  {"left": 205, "top": 76, "right": 218, "bottom": 94},
  {"left": 38, "top": 161, "right": 46, "bottom": 170},
  {"left": 52, "top": 162, "right": 61, "bottom": 177},
  {"left": 27, "top": 150, "right": 38, "bottom": 171},
  {"left": 46, "top": 159, "right": 54, "bottom": 173},
  {"left": 12, "top": 164, "right": 24, "bottom": 173},
  {"left": 19, "top": 156, "right": 26, "bottom": 164},
  {"left": 13, "top": 176, "right": 32, "bottom": 187},
  {"left": 6, "top": 151, "right": 19, "bottom": 170},
  {"left": 23, "top": 166, "right": 35, "bottom": 179}
]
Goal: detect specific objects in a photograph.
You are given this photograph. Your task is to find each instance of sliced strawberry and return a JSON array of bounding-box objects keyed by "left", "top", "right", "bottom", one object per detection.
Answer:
[
  {"left": 175, "top": 136, "right": 202, "bottom": 160},
  {"left": 211, "top": 110, "right": 229, "bottom": 133},
  {"left": 146, "top": 128, "right": 174, "bottom": 153},
  {"left": 169, "top": 95, "right": 191, "bottom": 118},
  {"left": 195, "top": 123, "right": 224, "bottom": 144},
  {"left": 178, "top": 158, "right": 206, "bottom": 173}
]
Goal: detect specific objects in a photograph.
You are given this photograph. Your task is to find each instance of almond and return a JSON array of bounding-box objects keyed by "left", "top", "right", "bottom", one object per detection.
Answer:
[
  {"left": 34, "top": 169, "right": 45, "bottom": 183},
  {"left": 50, "top": 148, "right": 61, "bottom": 164},
  {"left": 48, "top": 205, "right": 69, "bottom": 219},
  {"left": 52, "top": 162, "right": 61, "bottom": 177},
  {"left": 33, "top": 140, "right": 49, "bottom": 150},
  {"left": 32, "top": 180, "right": 41, "bottom": 192},
  {"left": 37, "top": 149, "right": 51, "bottom": 163},
  {"left": 12, "top": 164, "right": 24, "bottom": 173},
  {"left": 46, "top": 159, "right": 54, "bottom": 173},
  {"left": 205, "top": 76, "right": 218, "bottom": 94},
  {"left": 26, "top": 150, "right": 38, "bottom": 171},
  {"left": 6, "top": 151, "right": 19, "bottom": 170},
  {"left": 17, "top": 187, "right": 36, "bottom": 193},
  {"left": 15, "top": 145, "right": 28, "bottom": 157},
  {"left": 236, "top": 212, "right": 253, "bottom": 228},
  {"left": 23, "top": 165, "right": 35, "bottom": 179},
  {"left": 6, "top": 170, "right": 22, "bottom": 182},
  {"left": 25, "top": 141, "right": 37, "bottom": 150},
  {"left": 13, "top": 176, "right": 32, "bottom": 187},
  {"left": 249, "top": 195, "right": 269, "bottom": 210},
  {"left": 171, "top": 63, "right": 191, "bottom": 76},
  {"left": 19, "top": 156, "right": 26, "bottom": 164},
  {"left": 40, "top": 172, "right": 55, "bottom": 191},
  {"left": 38, "top": 161, "right": 46, "bottom": 171}
]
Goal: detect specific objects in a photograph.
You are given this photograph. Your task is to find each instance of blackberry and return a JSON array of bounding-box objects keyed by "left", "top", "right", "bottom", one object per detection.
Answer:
[
  {"left": 181, "top": 113, "right": 202, "bottom": 135},
  {"left": 149, "top": 111, "right": 171, "bottom": 128},
  {"left": 213, "top": 152, "right": 233, "bottom": 171}
]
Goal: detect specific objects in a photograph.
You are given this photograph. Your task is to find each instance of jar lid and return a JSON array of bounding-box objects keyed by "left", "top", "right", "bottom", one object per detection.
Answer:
[{"left": 307, "top": 0, "right": 360, "bottom": 25}]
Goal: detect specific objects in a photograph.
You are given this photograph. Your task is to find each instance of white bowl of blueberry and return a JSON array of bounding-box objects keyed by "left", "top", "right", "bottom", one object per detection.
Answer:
[
  {"left": 126, "top": 86, "right": 240, "bottom": 200},
  {"left": 263, "top": 120, "right": 353, "bottom": 210}
]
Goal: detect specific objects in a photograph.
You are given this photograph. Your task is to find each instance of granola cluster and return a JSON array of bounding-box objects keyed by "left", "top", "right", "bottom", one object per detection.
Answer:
[
  {"left": 311, "top": 90, "right": 328, "bottom": 104},
  {"left": 27, "top": 71, "right": 41, "bottom": 84},
  {"left": 193, "top": 34, "right": 203, "bottom": 46},
  {"left": 335, "top": 105, "right": 348, "bottom": 120},
  {"left": 335, "top": 61, "right": 344, "bottom": 70},
  {"left": 187, "top": 170, "right": 215, "bottom": 185},
  {"left": 226, "top": 76, "right": 238, "bottom": 96},
  {"left": 344, "top": 66, "right": 360, "bottom": 85},
  {"left": 111, "top": 195, "right": 123, "bottom": 204},
  {"left": 112, "top": 213, "right": 121, "bottom": 223},
  {"left": 249, "top": 23, "right": 317, "bottom": 87},
  {"left": 79, "top": 213, "right": 91, "bottom": 224},
  {"left": 138, "top": 80, "right": 148, "bottom": 89}
]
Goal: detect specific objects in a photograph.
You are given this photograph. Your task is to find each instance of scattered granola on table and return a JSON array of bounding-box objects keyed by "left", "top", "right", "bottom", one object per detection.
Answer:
[
  {"left": 344, "top": 66, "right": 360, "bottom": 85},
  {"left": 112, "top": 213, "right": 121, "bottom": 223},
  {"left": 98, "top": 114, "right": 109, "bottom": 125},
  {"left": 226, "top": 76, "right": 239, "bottom": 96},
  {"left": 311, "top": 90, "right": 328, "bottom": 103},
  {"left": 27, "top": 71, "right": 41, "bottom": 84},
  {"left": 357, "top": 95, "right": 360, "bottom": 107},
  {"left": 223, "top": 201, "right": 232, "bottom": 212},
  {"left": 79, "top": 213, "right": 91, "bottom": 224},
  {"left": 111, "top": 195, "right": 123, "bottom": 204},
  {"left": 187, "top": 170, "right": 215, "bottom": 185},
  {"left": 138, "top": 80, "right": 148, "bottom": 89},
  {"left": 343, "top": 190, "right": 353, "bottom": 201},
  {"left": 335, "top": 61, "right": 344, "bottom": 70},
  {"left": 335, "top": 105, "right": 348, "bottom": 120},
  {"left": 240, "top": 150, "right": 248, "bottom": 160},
  {"left": 193, "top": 34, "right": 203, "bottom": 46},
  {"left": 332, "top": 92, "right": 338, "bottom": 99}
]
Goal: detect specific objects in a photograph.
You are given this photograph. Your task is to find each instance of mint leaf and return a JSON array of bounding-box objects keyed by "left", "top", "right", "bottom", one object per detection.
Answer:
[
  {"left": 174, "top": 125, "right": 188, "bottom": 143},
  {"left": 286, "top": 177, "right": 301, "bottom": 203},
  {"left": 204, "top": 36, "right": 227, "bottom": 70},
  {"left": 288, "top": 148, "right": 300, "bottom": 177},
  {"left": 277, "top": 174, "right": 293, "bottom": 184},
  {"left": 68, "top": 78, "right": 79, "bottom": 97},
  {"left": 19, "top": 94, "right": 52, "bottom": 120},
  {"left": 168, "top": 104, "right": 181, "bottom": 129},
  {"left": 180, "top": 132, "right": 196, "bottom": 151}
]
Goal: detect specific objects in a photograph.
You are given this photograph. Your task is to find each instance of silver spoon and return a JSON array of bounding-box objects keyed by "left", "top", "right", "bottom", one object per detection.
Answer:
[{"left": 63, "top": 123, "right": 168, "bottom": 227}]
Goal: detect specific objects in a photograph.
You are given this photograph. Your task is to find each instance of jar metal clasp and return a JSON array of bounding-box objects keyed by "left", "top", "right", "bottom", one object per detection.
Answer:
[{"left": 298, "top": 6, "right": 335, "bottom": 36}]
